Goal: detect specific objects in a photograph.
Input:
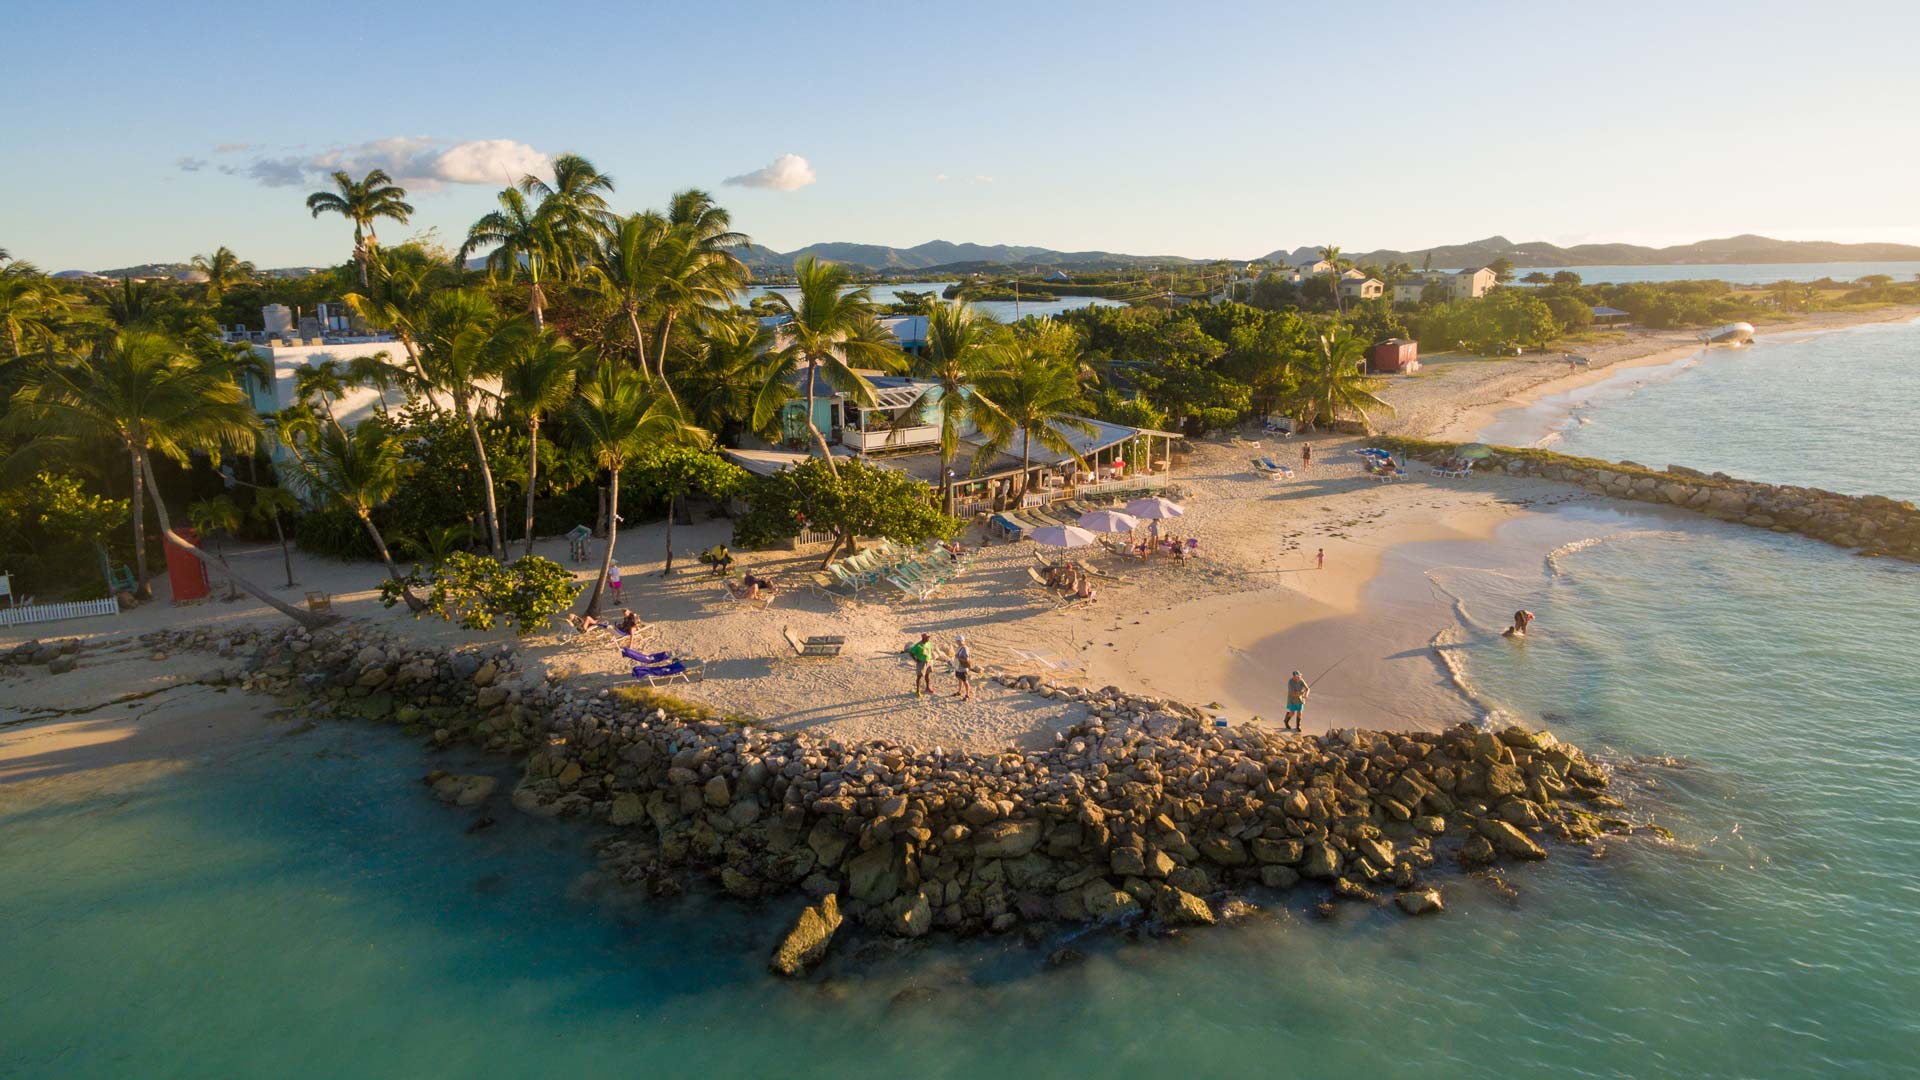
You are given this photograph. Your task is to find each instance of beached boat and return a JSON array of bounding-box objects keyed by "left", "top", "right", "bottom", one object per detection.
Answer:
[{"left": 1700, "top": 321, "right": 1755, "bottom": 345}]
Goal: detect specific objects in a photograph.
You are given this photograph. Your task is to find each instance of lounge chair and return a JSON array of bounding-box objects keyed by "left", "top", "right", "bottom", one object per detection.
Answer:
[
  {"left": 106, "top": 563, "right": 136, "bottom": 594},
  {"left": 631, "top": 660, "right": 702, "bottom": 685},
  {"left": 721, "top": 579, "right": 776, "bottom": 608},
  {"left": 782, "top": 625, "right": 845, "bottom": 658},
  {"left": 1437, "top": 460, "right": 1473, "bottom": 479},
  {"left": 1252, "top": 456, "right": 1295, "bottom": 478},
  {"left": 989, "top": 514, "right": 1025, "bottom": 541},
  {"left": 621, "top": 647, "right": 672, "bottom": 665},
  {"left": 305, "top": 590, "right": 333, "bottom": 613}
]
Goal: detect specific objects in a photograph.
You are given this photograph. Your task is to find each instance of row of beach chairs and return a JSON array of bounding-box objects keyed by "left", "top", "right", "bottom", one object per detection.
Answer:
[
  {"left": 620, "top": 644, "right": 704, "bottom": 685},
  {"left": 988, "top": 489, "right": 1179, "bottom": 541},
  {"left": 823, "top": 539, "right": 973, "bottom": 601}
]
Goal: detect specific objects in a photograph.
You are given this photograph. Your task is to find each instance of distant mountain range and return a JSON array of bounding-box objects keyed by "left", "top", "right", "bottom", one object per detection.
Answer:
[
  {"left": 1261, "top": 234, "right": 1920, "bottom": 270},
  {"left": 731, "top": 240, "right": 1194, "bottom": 273}
]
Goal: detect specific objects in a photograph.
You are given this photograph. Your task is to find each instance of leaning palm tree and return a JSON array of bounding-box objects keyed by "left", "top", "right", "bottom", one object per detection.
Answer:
[
  {"left": 648, "top": 238, "right": 740, "bottom": 408},
  {"left": 458, "top": 187, "right": 556, "bottom": 330},
  {"left": 915, "top": 299, "right": 1008, "bottom": 503},
  {"left": 496, "top": 330, "right": 579, "bottom": 556},
  {"left": 0, "top": 261, "right": 71, "bottom": 357},
  {"left": 190, "top": 246, "right": 255, "bottom": 302},
  {"left": 974, "top": 345, "right": 1095, "bottom": 498},
  {"left": 571, "top": 359, "right": 701, "bottom": 616},
  {"left": 3, "top": 330, "right": 328, "bottom": 626},
  {"left": 667, "top": 189, "right": 750, "bottom": 280},
  {"left": 761, "top": 256, "right": 902, "bottom": 474},
  {"left": 305, "top": 168, "right": 414, "bottom": 287},
  {"left": 1290, "top": 329, "right": 1393, "bottom": 433},
  {"left": 283, "top": 415, "right": 422, "bottom": 608}
]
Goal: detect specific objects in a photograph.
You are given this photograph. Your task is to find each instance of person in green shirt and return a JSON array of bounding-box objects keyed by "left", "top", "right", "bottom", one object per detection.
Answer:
[{"left": 905, "top": 633, "right": 934, "bottom": 697}]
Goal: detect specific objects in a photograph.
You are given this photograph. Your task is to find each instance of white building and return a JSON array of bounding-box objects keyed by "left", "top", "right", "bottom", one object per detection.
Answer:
[{"left": 1339, "top": 276, "right": 1385, "bottom": 301}]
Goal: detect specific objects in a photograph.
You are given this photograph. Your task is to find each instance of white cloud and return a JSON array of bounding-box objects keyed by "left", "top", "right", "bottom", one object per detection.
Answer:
[
  {"left": 176, "top": 156, "right": 208, "bottom": 172},
  {"left": 723, "top": 153, "right": 816, "bottom": 192},
  {"left": 231, "top": 137, "right": 554, "bottom": 190}
]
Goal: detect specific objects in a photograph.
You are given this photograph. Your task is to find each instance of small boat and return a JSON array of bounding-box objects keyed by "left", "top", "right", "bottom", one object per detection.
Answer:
[{"left": 1700, "top": 322, "right": 1755, "bottom": 345}]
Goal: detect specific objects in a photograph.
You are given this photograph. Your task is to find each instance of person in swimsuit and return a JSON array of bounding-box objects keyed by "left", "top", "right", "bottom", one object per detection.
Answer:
[
  {"left": 616, "top": 609, "right": 640, "bottom": 640},
  {"left": 1506, "top": 609, "right": 1536, "bottom": 637},
  {"left": 1285, "top": 671, "right": 1309, "bottom": 731},
  {"left": 952, "top": 635, "right": 973, "bottom": 701}
]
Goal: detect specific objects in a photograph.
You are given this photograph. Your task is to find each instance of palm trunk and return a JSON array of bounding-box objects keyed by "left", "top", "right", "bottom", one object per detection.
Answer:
[
  {"left": 141, "top": 456, "right": 332, "bottom": 628},
  {"left": 271, "top": 512, "right": 295, "bottom": 588},
  {"left": 1021, "top": 431, "right": 1033, "bottom": 498},
  {"left": 662, "top": 492, "right": 676, "bottom": 576},
  {"left": 627, "top": 307, "right": 649, "bottom": 375},
  {"left": 804, "top": 361, "right": 841, "bottom": 478},
  {"left": 457, "top": 395, "right": 504, "bottom": 559},
  {"left": 656, "top": 310, "right": 681, "bottom": 411},
  {"left": 523, "top": 417, "right": 540, "bottom": 558},
  {"left": 583, "top": 467, "right": 620, "bottom": 616},
  {"left": 129, "top": 446, "right": 152, "bottom": 599},
  {"left": 357, "top": 509, "right": 426, "bottom": 611}
]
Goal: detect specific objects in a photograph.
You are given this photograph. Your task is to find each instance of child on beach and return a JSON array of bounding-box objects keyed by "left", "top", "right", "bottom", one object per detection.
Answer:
[
  {"left": 1302, "top": 444, "right": 1312, "bottom": 467},
  {"left": 905, "top": 633, "right": 934, "bottom": 697},
  {"left": 1317, "top": 548, "right": 1325, "bottom": 570}
]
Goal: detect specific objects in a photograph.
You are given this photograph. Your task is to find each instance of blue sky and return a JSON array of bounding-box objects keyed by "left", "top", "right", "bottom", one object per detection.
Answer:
[{"left": 7, "top": 0, "right": 1919, "bottom": 269}]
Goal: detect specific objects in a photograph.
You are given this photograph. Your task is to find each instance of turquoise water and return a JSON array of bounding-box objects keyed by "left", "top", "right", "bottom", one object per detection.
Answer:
[
  {"left": 1514, "top": 261, "right": 1920, "bottom": 285},
  {"left": 743, "top": 280, "right": 1128, "bottom": 322},
  {"left": 1536, "top": 319, "right": 1920, "bottom": 501},
  {"left": 7, "top": 330, "right": 1920, "bottom": 1077}
]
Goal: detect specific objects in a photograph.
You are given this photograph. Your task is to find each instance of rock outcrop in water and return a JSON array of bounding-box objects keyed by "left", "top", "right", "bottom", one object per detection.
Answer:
[{"left": 143, "top": 623, "right": 1641, "bottom": 976}]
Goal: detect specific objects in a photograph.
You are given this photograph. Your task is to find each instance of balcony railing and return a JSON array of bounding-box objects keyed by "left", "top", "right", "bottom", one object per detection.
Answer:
[{"left": 843, "top": 424, "right": 940, "bottom": 452}]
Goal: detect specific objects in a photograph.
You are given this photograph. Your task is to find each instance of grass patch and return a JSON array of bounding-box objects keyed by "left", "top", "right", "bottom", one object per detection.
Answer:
[{"left": 609, "top": 684, "right": 756, "bottom": 726}]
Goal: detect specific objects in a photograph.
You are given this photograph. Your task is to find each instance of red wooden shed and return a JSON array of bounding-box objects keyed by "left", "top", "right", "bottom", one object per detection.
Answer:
[{"left": 1369, "top": 338, "right": 1420, "bottom": 374}]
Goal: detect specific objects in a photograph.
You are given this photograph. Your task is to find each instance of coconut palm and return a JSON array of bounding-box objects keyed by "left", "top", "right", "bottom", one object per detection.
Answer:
[
  {"left": 248, "top": 484, "right": 300, "bottom": 587},
  {"left": 1320, "top": 244, "right": 1346, "bottom": 315},
  {"left": 459, "top": 187, "right": 556, "bottom": 330},
  {"left": 591, "top": 212, "right": 675, "bottom": 378},
  {"left": 667, "top": 189, "right": 750, "bottom": 278},
  {"left": 190, "top": 246, "right": 255, "bottom": 301},
  {"left": 519, "top": 153, "right": 616, "bottom": 275},
  {"left": 679, "top": 315, "right": 788, "bottom": 440},
  {"left": 496, "top": 330, "right": 579, "bottom": 556},
  {"left": 974, "top": 345, "right": 1094, "bottom": 498},
  {"left": 341, "top": 253, "right": 436, "bottom": 368},
  {"left": 761, "top": 256, "right": 902, "bottom": 474},
  {"left": 571, "top": 359, "right": 701, "bottom": 616},
  {"left": 305, "top": 169, "right": 414, "bottom": 288},
  {"left": 4, "top": 330, "right": 327, "bottom": 626},
  {"left": 1289, "top": 329, "right": 1393, "bottom": 433},
  {"left": 915, "top": 299, "right": 1008, "bottom": 503},
  {"left": 283, "top": 416, "right": 421, "bottom": 607},
  {"left": 0, "top": 261, "right": 71, "bottom": 357},
  {"left": 648, "top": 236, "right": 741, "bottom": 409}
]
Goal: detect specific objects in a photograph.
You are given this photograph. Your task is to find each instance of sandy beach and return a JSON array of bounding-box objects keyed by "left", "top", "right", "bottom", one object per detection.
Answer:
[{"left": 8, "top": 303, "right": 1919, "bottom": 776}]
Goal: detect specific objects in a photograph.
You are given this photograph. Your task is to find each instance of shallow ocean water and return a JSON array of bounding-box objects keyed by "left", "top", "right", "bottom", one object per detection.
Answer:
[{"left": 5, "top": 326, "right": 1920, "bottom": 1078}]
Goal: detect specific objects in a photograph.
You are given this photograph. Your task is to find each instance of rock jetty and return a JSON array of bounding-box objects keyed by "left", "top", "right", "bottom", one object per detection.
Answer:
[{"left": 130, "top": 623, "right": 1641, "bottom": 978}]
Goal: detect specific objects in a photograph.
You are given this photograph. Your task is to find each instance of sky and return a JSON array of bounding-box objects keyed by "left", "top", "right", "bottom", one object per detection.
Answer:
[{"left": 6, "top": 0, "right": 1920, "bottom": 270}]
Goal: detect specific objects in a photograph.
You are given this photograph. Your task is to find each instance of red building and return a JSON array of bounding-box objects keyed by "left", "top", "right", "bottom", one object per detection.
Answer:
[{"left": 1368, "top": 338, "right": 1420, "bottom": 374}]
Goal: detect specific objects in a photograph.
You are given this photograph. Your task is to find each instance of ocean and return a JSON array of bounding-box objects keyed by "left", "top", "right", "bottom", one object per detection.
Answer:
[
  {"left": 4, "top": 326, "right": 1919, "bottom": 1077},
  {"left": 1514, "top": 261, "right": 1920, "bottom": 286},
  {"left": 742, "top": 280, "right": 1127, "bottom": 322}
]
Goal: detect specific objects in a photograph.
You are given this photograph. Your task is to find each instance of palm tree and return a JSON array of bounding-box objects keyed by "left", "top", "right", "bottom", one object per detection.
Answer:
[
  {"left": 1290, "top": 329, "right": 1393, "bottom": 433},
  {"left": 284, "top": 416, "right": 422, "bottom": 608},
  {"left": 341, "top": 252, "right": 436, "bottom": 368},
  {"left": 305, "top": 169, "right": 414, "bottom": 288},
  {"left": 0, "top": 261, "right": 71, "bottom": 358},
  {"left": 667, "top": 189, "right": 750, "bottom": 278},
  {"left": 974, "top": 345, "right": 1094, "bottom": 498},
  {"left": 395, "top": 289, "right": 518, "bottom": 558},
  {"left": 519, "top": 153, "right": 616, "bottom": 275},
  {"left": 679, "top": 315, "right": 787, "bottom": 440},
  {"left": 571, "top": 360, "right": 700, "bottom": 616},
  {"left": 187, "top": 494, "right": 244, "bottom": 599},
  {"left": 648, "top": 237, "right": 739, "bottom": 409},
  {"left": 4, "top": 330, "right": 328, "bottom": 626},
  {"left": 102, "top": 276, "right": 160, "bottom": 327},
  {"left": 762, "top": 256, "right": 902, "bottom": 474},
  {"left": 248, "top": 484, "right": 300, "bottom": 588},
  {"left": 459, "top": 187, "right": 555, "bottom": 330},
  {"left": 1320, "top": 244, "right": 1346, "bottom": 315},
  {"left": 190, "top": 246, "right": 255, "bottom": 301},
  {"left": 496, "top": 330, "right": 579, "bottom": 556},
  {"left": 915, "top": 299, "right": 1008, "bottom": 504},
  {"left": 591, "top": 212, "right": 675, "bottom": 378}
]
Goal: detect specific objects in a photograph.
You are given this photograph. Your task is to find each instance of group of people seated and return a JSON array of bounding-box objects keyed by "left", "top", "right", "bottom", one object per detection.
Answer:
[
  {"left": 1042, "top": 561, "right": 1099, "bottom": 600},
  {"left": 1437, "top": 455, "right": 1473, "bottom": 474},
  {"left": 569, "top": 607, "right": 644, "bottom": 641},
  {"left": 1131, "top": 534, "right": 1201, "bottom": 560},
  {"left": 1365, "top": 456, "right": 1403, "bottom": 477}
]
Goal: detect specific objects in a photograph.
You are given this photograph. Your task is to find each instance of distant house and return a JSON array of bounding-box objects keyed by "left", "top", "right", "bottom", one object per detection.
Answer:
[
  {"left": 1339, "top": 276, "right": 1385, "bottom": 301},
  {"left": 1340, "top": 267, "right": 1369, "bottom": 281},
  {"left": 1391, "top": 280, "right": 1431, "bottom": 305},
  {"left": 1294, "top": 258, "right": 1334, "bottom": 277},
  {"left": 1591, "top": 305, "right": 1632, "bottom": 327},
  {"left": 1043, "top": 270, "right": 1071, "bottom": 283},
  {"left": 1368, "top": 338, "right": 1420, "bottom": 374},
  {"left": 1450, "top": 266, "right": 1498, "bottom": 300}
]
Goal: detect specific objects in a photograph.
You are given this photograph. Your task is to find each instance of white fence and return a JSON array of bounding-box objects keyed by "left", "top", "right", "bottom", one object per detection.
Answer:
[{"left": 0, "top": 597, "right": 120, "bottom": 627}]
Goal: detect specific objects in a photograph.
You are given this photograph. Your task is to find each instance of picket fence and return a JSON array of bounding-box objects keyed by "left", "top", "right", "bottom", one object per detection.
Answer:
[{"left": 0, "top": 597, "right": 120, "bottom": 627}]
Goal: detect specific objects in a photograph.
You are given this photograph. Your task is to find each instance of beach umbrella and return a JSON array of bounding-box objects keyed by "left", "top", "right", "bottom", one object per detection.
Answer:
[
  {"left": 1458, "top": 443, "right": 1494, "bottom": 460},
  {"left": 1030, "top": 524, "right": 1100, "bottom": 549},
  {"left": 1123, "top": 496, "right": 1185, "bottom": 520},
  {"left": 1077, "top": 510, "right": 1140, "bottom": 534}
]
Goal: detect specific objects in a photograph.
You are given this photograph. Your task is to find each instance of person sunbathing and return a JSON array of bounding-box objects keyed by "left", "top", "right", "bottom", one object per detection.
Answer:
[
  {"left": 569, "top": 612, "right": 605, "bottom": 636},
  {"left": 730, "top": 573, "right": 773, "bottom": 600},
  {"left": 1074, "top": 577, "right": 1097, "bottom": 600},
  {"left": 616, "top": 609, "right": 640, "bottom": 639}
]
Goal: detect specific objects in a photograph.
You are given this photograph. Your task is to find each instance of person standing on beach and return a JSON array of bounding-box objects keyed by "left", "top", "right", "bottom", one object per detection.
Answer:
[
  {"left": 1285, "top": 671, "right": 1310, "bottom": 731},
  {"left": 1316, "top": 548, "right": 1325, "bottom": 570},
  {"left": 608, "top": 563, "right": 623, "bottom": 603},
  {"left": 1302, "top": 444, "right": 1312, "bottom": 467},
  {"left": 952, "top": 634, "right": 974, "bottom": 701},
  {"left": 906, "top": 633, "right": 934, "bottom": 697}
]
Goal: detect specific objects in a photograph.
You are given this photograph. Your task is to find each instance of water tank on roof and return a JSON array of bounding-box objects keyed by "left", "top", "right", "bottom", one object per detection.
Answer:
[{"left": 262, "top": 304, "right": 293, "bottom": 334}]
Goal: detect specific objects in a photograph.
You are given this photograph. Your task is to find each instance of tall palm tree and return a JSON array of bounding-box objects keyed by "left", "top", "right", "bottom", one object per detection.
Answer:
[
  {"left": 648, "top": 238, "right": 739, "bottom": 409},
  {"left": 458, "top": 187, "right": 555, "bottom": 329},
  {"left": 395, "top": 289, "right": 518, "bottom": 558},
  {"left": 0, "top": 261, "right": 71, "bottom": 357},
  {"left": 496, "top": 330, "right": 579, "bottom": 556},
  {"left": 248, "top": 484, "right": 300, "bottom": 588},
  {"left": 591, "top": 212, "right": 675, "bottom": 378},
  {"left": 975, "top": 345, "right": 1094, "bottom": 498},
  {"left": 915, "top": 299, "right": 1008, "bottom": 503},
  {"left": 4, "top": 330, "right": 327, "bottom": 626},
  {"left": 762, "top": 256, "right": 902, "bottom": 474},
  {"left": 1291, "top": 329, "right": 1393, "bottom": 433},
  {"left": 341, "top": 252, "right": 436, "bottom": 368},
  {"left": 190, "top": 246, "right": 255, "bottom": 302},
  {"left": 667, "top": 189, "right": 750, "bottom": 279},
  {"left": 283, "top": 415, "right": 422, "bottom": 607},
  {"left": 1320, "top": 244, "right": 1346, "bottom": 315},
  {"left": 305, "top": 169, "right": 414, "bottom": 288},
  {"left": 571, "top": 360, "right": 700, "bottom": 616},
  {"left": 519, "top": 153, "right": 616, "bottom": 276},
  {"left": 679, "top": 315, "right": 788, "bottom": 440}
]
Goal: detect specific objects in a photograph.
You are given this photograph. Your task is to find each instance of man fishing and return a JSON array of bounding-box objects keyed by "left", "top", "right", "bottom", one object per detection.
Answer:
[{"left": 1285, "top": 670, "right": 1310, "bottom": 731}]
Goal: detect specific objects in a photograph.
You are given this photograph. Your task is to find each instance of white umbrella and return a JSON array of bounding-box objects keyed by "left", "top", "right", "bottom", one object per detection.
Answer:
[
  {"left": 1076, "top": 510, "right": 1139, "bottom": 534},
  {"left": 1030, "top": 525, "right": 1100, "bottom": 549},
  {"left": 1123, "top": 496, "right": 1185, "bottom": 520}
]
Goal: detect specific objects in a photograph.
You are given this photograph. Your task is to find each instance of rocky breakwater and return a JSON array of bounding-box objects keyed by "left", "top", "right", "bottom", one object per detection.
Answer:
[
  {"left": 133, "top": 624, "right": 1643, "bottom": 979},
  {"left": 1380, "top": 439, "right": 1920, "bottom": 562}
]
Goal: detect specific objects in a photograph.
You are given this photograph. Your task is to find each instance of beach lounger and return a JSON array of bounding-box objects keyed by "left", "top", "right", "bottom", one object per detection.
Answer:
[
  {"left": 631, "top": 660, "right": 702, "bottom": 685},
  {"left": 620, "top": 647, "right": 672, "bottom": 665},
  {"left": 567, "top": 613, "right": 615, "bottom": 639},
  {"left": 305, "top": 590, "right": 333, "bottom": 613},
  {"left": 1437, "top": 461, "right": 1473, "bottom": 479},
  {"left": 782, "top": 625, "right": 845, "bottom": 658},
  {"left": 989, "top": 514, "right": 1025, "bottom": 541}
]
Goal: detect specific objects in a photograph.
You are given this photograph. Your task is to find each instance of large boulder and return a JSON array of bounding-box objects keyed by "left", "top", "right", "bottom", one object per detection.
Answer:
[
  {"left": 1485, "top": 820, "right": 1548, "bottom": 860},
  {"left": 1157, "top": 887, "right": 1216, "bottom": 927},
  {"left": 1082, "top": 881, "right": 1141, "bottom": 921},
  {"left": 1301, "top": 841, "right": 1342, "bottom": 880},
  {"left": 1395, "top": 888, "right": 1444, "bottom": 916},
  {"left": 607, "top": 792, "right": 645, "bottom": 826},
  {"left": 972, "top": 819, "right": 1042, "bottom": 859},
  {"left": 846, "top": 842, "right": 905, "bottom": 904},
  {"left": 769, "top": 894, "right": 842, "bottom": 976},
  {"left": 884, "top": 889, "right": 933, "bottom": 938},
  {"left": 430, "top": 773, "right": 496, "bottom": 807}
]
